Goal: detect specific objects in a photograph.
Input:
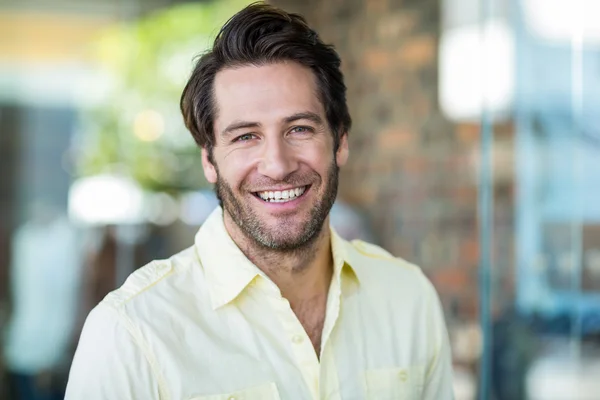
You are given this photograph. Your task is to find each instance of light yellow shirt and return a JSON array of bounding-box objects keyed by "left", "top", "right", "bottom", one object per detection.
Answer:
[{"left": 66, "top": 207, "right": 454, "bottom": 400}]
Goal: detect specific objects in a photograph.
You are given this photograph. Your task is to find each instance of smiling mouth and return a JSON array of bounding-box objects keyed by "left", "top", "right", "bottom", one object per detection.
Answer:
[{"left": 253, "top": 185, "right": 309, "bottom": 203}]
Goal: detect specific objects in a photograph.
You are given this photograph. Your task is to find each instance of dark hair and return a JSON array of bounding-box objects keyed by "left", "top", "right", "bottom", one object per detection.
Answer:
[{"left": 180, "top": 1, "right": 351, "bottom": 158}]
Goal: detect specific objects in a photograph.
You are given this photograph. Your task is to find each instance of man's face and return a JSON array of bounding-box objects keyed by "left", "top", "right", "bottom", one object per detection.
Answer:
[{"left": 202, "top": 62, "right": 349, "bottom": 250}]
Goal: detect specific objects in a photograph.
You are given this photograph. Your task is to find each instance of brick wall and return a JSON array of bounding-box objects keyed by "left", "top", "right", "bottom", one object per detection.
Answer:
[{"left": 271, "top": 0, "right": 496, "bottom": 322}]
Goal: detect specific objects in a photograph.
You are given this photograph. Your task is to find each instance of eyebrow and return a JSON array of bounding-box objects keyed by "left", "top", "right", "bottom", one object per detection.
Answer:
[
  {"left": 221, "top": 111, "right": 324, "bottom": 137},
  {"left": 283, "top": 112, "right": 324, "bottom": 125},
  {"left": 221, "top": 121, "right": 261, "bottom": 137}
]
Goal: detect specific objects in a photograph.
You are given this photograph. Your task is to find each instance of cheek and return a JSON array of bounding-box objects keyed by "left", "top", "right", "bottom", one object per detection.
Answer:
[
  {"left": 216, "top": 150, "right": 256, "bottom": 185},
  {"left": 300, "top": 143, "right": 335, "bottom": 173}
]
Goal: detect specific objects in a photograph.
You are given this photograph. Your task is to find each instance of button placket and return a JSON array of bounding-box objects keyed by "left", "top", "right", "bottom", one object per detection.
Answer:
[
  {"left": 292, "top": 334, "right": 304, "bottom": 344},
  {"left": 269, "top": 295, "right": 320, "bottom": 399},
  {"left": 398, "top": 369, "right": 408, "bottom": 382}
]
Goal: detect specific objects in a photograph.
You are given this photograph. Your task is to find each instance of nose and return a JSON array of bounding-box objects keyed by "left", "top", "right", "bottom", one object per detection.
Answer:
[{"left": 257, "top": 137, "right": 299, "bottom": 181}]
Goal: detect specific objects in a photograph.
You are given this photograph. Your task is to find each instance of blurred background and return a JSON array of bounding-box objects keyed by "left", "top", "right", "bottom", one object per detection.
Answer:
[{"left": 1, "top": 0, "right": 599, "bottom": 399}]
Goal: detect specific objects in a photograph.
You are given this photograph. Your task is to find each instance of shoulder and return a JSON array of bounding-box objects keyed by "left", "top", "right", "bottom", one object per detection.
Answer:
[
  {"left": 348, "top": 239, "right": 422, "bottom": 277},
  {"left": 350, "top": 240, "right": 420, "bottom": 270},
  {"left": 70, "top": 248, "right": 198, "bottom": 399},
  {"left": 345, "top": 239, "right": 438, "bottom": 301},
  {"left": 101, "top": 245, "right": 199, "bottom": 310},
  {"left": 67, "top": 302, "right": 164, "bottom": 400}
]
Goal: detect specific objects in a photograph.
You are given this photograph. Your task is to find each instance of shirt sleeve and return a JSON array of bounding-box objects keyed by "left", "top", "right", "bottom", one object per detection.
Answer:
[
  {"left": 65, "top": 303, "right": 162, "bottom": 400},
  {"left": 421, "top": 277, "right": 455, "bottom": 400}
]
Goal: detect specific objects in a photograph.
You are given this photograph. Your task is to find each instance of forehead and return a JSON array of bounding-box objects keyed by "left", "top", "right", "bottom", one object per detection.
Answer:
[{"left": 213, "top": 62, "right": 324, "bottom": 128}]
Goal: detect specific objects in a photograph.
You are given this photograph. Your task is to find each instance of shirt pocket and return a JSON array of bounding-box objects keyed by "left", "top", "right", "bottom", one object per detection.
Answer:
[
  {"left": 364, "top": 365, "right": 425, "bottom": 400},
  {"left": 187, "top": 382, "right": 281, "bottom": 400}
]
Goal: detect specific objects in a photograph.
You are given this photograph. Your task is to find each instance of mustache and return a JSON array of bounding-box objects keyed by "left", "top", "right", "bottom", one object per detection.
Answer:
[{"left": 242, "top": 171, "right": 318, "bottom": 192}]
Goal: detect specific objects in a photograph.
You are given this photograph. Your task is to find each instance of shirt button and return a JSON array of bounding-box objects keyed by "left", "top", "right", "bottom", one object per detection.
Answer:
[
  {"left": 398, "top": 370, "right": 408, "bottom": 382},
  {"left": 292, "top": 334, "right": 304, "bottom": 344}
]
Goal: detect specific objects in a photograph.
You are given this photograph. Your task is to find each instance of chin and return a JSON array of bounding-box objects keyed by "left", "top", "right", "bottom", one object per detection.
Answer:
[{"left": 264, "top": 220, "right": 324, "bottom": 249}]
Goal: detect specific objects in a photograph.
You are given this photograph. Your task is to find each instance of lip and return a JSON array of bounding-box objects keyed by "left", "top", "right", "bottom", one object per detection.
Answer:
[
  {"left": 251, "top": 185, "right": 311, "bottom": 211},
  {"left": 252, "top": 185, "right": 308, "bottom": 194}
]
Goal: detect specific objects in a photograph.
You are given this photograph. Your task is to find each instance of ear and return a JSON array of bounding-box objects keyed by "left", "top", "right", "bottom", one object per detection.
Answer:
[
  {"left": 201, "top": 148, "right": 217, "bottom": 184},
  {"left": 335, "top": 132, "right": 349, "bottom": 167}
]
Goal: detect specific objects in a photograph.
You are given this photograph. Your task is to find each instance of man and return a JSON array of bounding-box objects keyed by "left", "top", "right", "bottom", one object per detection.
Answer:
[{"left": 66, "top": 3, "right": 454, "bottom": 399}]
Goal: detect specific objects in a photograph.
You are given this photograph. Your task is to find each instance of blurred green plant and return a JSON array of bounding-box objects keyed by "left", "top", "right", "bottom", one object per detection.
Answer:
[{"left": 75, "top": 0, "right": 249, "bottom": 193}]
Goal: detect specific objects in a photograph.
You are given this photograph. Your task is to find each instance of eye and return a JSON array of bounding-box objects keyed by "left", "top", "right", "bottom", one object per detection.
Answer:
[
  {"left": 290, "top": 126, "right": 313, "bottom": 134},
  {"left": 234, "top": 133, "right": 256, "bottom": 142}
]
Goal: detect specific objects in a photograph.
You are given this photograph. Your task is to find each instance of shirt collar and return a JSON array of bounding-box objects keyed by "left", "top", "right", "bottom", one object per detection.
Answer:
[
  {"left": 195, "top": 207, "right": 265, "bottom": 309},
  {"left": 330, "top": 226, "right": 363, "bottom": 285},
  {"left": 195, "top": 207, "right": 362, "bottom": 310}
]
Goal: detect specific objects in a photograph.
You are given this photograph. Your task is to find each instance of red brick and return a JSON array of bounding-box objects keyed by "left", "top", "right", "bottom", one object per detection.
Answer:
[
  {"left": 451, "top": 187, "right": 477, "bottom": 204},
  {"left": 430, "top": 268, "right": 472, "bottom": 291},
  {"left": 366, "top": 0, "right": 389, "bottom": 14},
  {"left": 376, "top": 12, "right": 418, "bottom": 41},
  {"left": 343, "top": 187, "right": 377, "bottom": 207},
  {"left": 403, "top": 157, "right": 428, "bottom": 174},
  {"left": 364, "top": 48, "right": 392, "bottom": 72},
  {"left": 370, "top": 160, "right": 395, "bottom": 175},
  {"left": 377, "top": 127, "right": 415, "bottom": 151},
  {"left": 396, "top": 35, "right": 435, "bottom": 68},
  {"left": 411, "top": 95, "right": 431, "bottom": 117},
  {"left": 385, "top": 76, "right": 405, "bottom": 92},
  {"left": 460, "top": 238, "right": 480, "bottom": 266},
  {"left": 456, "top": 123, "right": 480, "bottom": 144}
]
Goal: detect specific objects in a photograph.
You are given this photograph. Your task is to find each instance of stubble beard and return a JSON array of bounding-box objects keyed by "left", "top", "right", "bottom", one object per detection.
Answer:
[{"left": 214, "top": 161, "right": 339, "bottom": 253}]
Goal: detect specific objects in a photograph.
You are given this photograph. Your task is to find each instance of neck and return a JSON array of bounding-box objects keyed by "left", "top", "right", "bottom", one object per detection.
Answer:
[{"left": 223, "top": 213, "right": 333, "bottom": 304}]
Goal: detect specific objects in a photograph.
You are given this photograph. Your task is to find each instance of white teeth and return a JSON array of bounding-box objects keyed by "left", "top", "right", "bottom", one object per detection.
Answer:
[{"left": 257, "top": 186, "right": 307, "bottom": 202}]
